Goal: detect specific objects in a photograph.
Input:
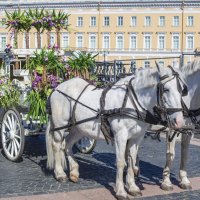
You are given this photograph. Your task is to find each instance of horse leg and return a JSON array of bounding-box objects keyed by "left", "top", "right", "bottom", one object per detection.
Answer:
[
  {"left": 114, "top": 128, "right": 129, "bottom": 200},
  {"left": 52, "top": 129, "right": 67, "bottom": 182},
  {"left": 65, "top": 129, "right": 83, "bottom": 183},
  {"left": 126, "top": 139, "right": 142, "bottom": 197},
  {"left": 161, "top": 131, "right": 176, "bottom": 191},
  {"left": 179, "top": 133, "right": 192, "bottom": 190}
]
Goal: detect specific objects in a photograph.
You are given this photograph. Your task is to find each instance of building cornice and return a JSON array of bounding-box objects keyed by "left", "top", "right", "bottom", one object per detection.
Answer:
[{"left": 1, "top": 1, "right": 200, "bottom": 10}]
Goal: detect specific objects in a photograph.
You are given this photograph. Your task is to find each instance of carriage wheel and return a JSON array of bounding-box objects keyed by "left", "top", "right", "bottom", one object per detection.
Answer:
[
  {"left": 1, "top": 108, "right": 25, "bottom": 161},
  {"left": 74, "top": 137, "right": 96, "bottom": 154}
]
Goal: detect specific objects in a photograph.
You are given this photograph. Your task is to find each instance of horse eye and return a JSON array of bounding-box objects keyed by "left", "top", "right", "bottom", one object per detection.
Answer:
[{"left": 164, "top": 88, "right": 169, "bottom": 93}]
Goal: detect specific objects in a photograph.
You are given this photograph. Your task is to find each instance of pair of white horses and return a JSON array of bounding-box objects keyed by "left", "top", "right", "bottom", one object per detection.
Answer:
[{"left": 46, "top": 61, "right": 198, "bottom": 200}]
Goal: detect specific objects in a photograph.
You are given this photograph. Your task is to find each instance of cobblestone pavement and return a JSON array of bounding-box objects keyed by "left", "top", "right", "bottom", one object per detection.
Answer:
[{"left": 0, "top": 134, "right": 200, "bottom": 199}]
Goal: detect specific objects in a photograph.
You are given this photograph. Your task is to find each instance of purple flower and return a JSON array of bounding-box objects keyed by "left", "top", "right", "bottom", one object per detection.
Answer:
[{"left": 44, "top": 57, "right": 48, "bottom": 62}]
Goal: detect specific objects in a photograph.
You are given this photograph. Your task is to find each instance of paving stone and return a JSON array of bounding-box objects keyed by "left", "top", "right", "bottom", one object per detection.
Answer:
[{"left": 0, "top": 134, "right": 199, "bottom": 199}]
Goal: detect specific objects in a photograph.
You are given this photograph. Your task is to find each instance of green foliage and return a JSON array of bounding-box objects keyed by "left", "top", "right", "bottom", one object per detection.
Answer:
[
  {"left": 28, "top": 48, "right": 65, "bottom": 77},
  {"left": 68, "top": 51, "right": 98, "bottom": 77},
  {"left": 0, "top": 82, "right": 20, "bottom": 108},
  {"left": 25, "top": 89, "right": 49, "bottom": 124}
]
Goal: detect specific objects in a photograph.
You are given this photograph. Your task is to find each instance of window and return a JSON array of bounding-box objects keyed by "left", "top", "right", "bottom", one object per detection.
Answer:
[
  {"left": 0, "top": 18, "right": 6, "bottom": 27},
  {"left": 116, "top": 33, "right": 124, "bottom": 49},
  {"left": 130, "top": 34, "right": 137, "bottom": 49},
  {"left": 23, "top": 33, "right": 30, "bottom": 48},
  {"left": 172, "top": 34, "right": 179, "bottom": 49},
  {"left": 0, "top": 34, "right": 6, "bottom": 49},
  {"left": 144, "top": 61, "right": 150, "bottom": 68},
  {"left": 76, "top": 33, "right": 83, "bottom": 48},
  {"left": 158, "top": 61, "right": 164, "bottom": 67},
  {"left": 62, "top": 33, "right": 69, "bottom": 48},
  {"left": 131, "top": 16, "right": 137, "bottom": 27},
  {"left": 186, "top": 34, "right": 194, "bottom": 49},
  {"left": 103, "top": 33, "right": 110, "bottom": 49},
  {"left": 158, "top": 34, "right": 165, "bottom": 49},
  {"left": 104, "top": 16, "right": 110, "bottom": 26},
  {"left": 50, "top": 33, "right": 55, "bottom": 46},
  {"left": 145, "top": 16, "right": 151, "bottom": 26},
  {"left": 187, "top": 16, "right": 194, "bottom": 27},
  {"left": 65, "top": 18, "right": 69, "bottom": 26},
  {"left": 173, "top": 16, "right": 179, "bottom": 26},
  {"left": 118, "top": 16, "right": 123, "bottom": 26},
  {"left": 144, "top": 35, "right": 151, "bottom": 49},
  {"left": 90, "top": 16, "right": 96, "bottom": 27},
  {"left": 159, "top": 16, "right": 165, "bottom": 27},
  {"left": 77, "top": 17, "right": 83, "bottom": 27},
  {"left": 89, "top": 34, "right": 96, "bottom": 49},
  {"left": 35, "top": 33, "right": 43, "bottom": 48}
]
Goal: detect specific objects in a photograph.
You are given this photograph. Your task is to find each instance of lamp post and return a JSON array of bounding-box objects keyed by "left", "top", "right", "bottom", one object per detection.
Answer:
[{"left": 180, "top": 0, "right": 185, "bottom": 67}]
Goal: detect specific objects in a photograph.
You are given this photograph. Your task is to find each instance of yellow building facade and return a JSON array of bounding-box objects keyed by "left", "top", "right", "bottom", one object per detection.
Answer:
[{"left": 0, "top": 0, "right": 200, "bottom": 67}]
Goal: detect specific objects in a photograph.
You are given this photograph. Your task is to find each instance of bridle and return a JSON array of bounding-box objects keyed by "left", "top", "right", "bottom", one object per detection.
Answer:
[{"left": 153, "top": 66, "right": 188, "bottom": 128}]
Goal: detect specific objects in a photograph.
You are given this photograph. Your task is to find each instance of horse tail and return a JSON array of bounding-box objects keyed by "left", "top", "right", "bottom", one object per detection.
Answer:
[{"left": 46, "top": 117, "right": 54, "bottom": 170}]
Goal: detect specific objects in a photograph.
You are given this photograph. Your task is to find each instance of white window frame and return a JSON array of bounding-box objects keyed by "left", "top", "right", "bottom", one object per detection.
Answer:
[
  {"left": 104, "top": 16, "right": 110, "bottom": 26},
  {"left": 173, "top": 16, "right": 179, "bottom": 27},
  {"left": 62, "top": 33, "right": 69, "bottom": 48},
  {"left": 157, "top": 34, "right": 165, "bottom": 50},
  {"left": 50, "top": 33, "right": 55, "bottom": 46},
  {"left": 90, "top": 16, "right": 96, "bottom": 27},
  {"left": 116, "top": 33, "right": 124, "bottom": 50},
  {"left": 172, "top": 33, "right": 180, "bottom": 49},
  {"left": 0, "top": 18, "right": 6, "bottom": 27},
  {"left": 0, "top": 34, "right": 6, "bottom": 49},
  {"left": 76, "top": 33, "right": 84, "bottom": 48},
  {"left": 158, "top": 60, "right": 164, "bottom": 67},
  {"left": 144, "top": 61, "right": 150, "bottom": 68},
  {"left": 143, "top": 34, "right": 151, "bottom": 49},
  {"left": 145, "top": 16, "right": 151, "bottom": 27},
  {"left": 89, "top": 33, "right": 96, "bottom": 50},
  {"left": 186, "top": 33, "right": 194, "bottom": 50},
  {"left": 102, "top": 33, "right": 110, "bottom": 49},
  {"left": 34, "top": 33, "right": 43, "bottom": 48},
  {"left": 187, "top": 16, "right": 194, "bottom": 27},
  {"left": 129, "top": 33, "right": 137, "bottom": 49},
  {"left": 77, "top": 17, "right": 83, "bottom": 27},
  {"left": 23, "top": 33, "right": 30, "bottom": 49},
  {"left": 118, "top": 16, "right": 123, "bottom": 27},
  {"left": 131, "top": 16, "right": 137, "bottom": 27},
  {"left": 159, "top": 16, "right": 165, "bottom": 27}
]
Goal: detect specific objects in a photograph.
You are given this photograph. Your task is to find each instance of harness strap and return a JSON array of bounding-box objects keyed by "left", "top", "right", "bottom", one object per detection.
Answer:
[
  {"left": 71, "top": 84, "right": 91, "bottom": 126},
  {"left": 55, "top": 88, "right": 98, "bottom": 113}
]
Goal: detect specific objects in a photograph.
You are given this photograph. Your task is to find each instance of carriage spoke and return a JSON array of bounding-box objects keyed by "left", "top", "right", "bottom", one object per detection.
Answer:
[
  {"left": 14, "top": 138, "right": 20, "bottom": 149},
  {"left": 13, "top": 140, "right": 18, "bottom": 156},
  {"left": 14, "top": 134, "right": 21, "bottom": 139},
  {"left": 10, "top": 142, "right": 14, "bottom": 157},
  {"left": 7, "top": 142, "right": 12, "bottom": 154},
  {"left": 3, "top": 120, "right": 11, "bottom": 130},
  {"left": 7, "top": 115, "right": 13, "bottom": 130},
  {"left": 3, "top": 137, "right": 10, "bottom": 144}
]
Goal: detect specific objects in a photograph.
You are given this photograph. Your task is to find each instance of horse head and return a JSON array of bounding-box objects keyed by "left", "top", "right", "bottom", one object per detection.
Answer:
[{"left": 155, "top": 62, "right": 186, "bottom": 128}]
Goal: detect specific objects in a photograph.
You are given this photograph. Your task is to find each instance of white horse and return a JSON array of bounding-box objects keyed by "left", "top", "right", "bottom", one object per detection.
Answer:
[
  {"left": 161, "top": 59, "right": 200, "bottom": 191},
  {"left": 46, "top": 63, "right": 185, "bottom": 200}
]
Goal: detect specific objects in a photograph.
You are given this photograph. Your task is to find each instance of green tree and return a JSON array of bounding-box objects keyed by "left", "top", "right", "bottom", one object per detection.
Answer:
[
  {"left": 52, "top": 10, "right": 69, "bottom": 48},
  {"left": 68, "top": 51, "right": 98, "bottom": 79},
  {"left": 5, "top": 9, "right": 25, "bottom": 49},
  {"left": 28, "top": 8, "right": 44, "bottom": 49}
]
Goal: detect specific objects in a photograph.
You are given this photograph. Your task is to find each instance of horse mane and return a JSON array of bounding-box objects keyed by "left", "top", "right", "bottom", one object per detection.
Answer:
[
  {"left": 181, "top": 58, "right": 200, "bottom": 76},
  {"left": 133, "top": 67, "right": 159, "bottom": 89}
]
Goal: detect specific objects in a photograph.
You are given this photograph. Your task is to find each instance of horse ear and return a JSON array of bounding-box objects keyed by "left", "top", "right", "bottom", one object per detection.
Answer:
[{"left": 155, "top": 61, "right": 165, "bottom": 76}]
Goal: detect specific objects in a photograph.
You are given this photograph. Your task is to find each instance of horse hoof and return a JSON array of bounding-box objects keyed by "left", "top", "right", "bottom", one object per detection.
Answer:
[
  {"left": 128, "top": 190, "right": 142, "bottom": 197},
  {"left": 179, "top": 183, "right": 192, "bottom": 190},
  {"left": 70, "top": 174, "right": 79, "bottom": 183},
  {"left": 57, "top": 176, "right": 67, "bottom": 183},
  {"left": 116, "top": 195, "right": 130, "bottom": 200},
  {"left": 161, "top": 183, "right": 173, "bottom": 191}
]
